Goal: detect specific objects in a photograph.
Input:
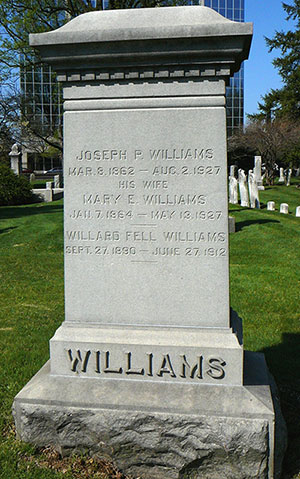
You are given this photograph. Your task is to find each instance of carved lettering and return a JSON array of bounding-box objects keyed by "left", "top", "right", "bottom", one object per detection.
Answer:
[
  {"left": 157, "top": 354, "right": 176, "bottom": 377},
  {"left": 76, "top": 150, "right": 127, "bottom": 161},
  {"left": 65, "top": 349, "right": 228, "bottom": 382},
  {"left": 125, "top": 352, "right": 145, "bottom": 375},
  {"left": 83, "top": 194, "right": 121, "bottom": 205},
  {"left": 143, "top": 194, "right": 206, "bottom": 206},
  {"left": 67, "top": 349, "right": 91, "bottom": 373},
  {"left": 149, "top": 148, "right": 213, "bottom": 161},
  {"left": 103, "top": 351, "right": 123, "bottom": 374},
  {"left": 206, "top": 357, "right": 226, "bottom": 379},
  {"left": 180, "top": 354, "right": 203, "bottom": 379},
  {"left": 147, "top": 352, "right": 153, "bottom": 377}
]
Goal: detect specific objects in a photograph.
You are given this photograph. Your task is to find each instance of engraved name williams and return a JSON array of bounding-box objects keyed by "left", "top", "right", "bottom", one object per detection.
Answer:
[{"left": 67, "top": 349, "right": 226, "bottom": 382}]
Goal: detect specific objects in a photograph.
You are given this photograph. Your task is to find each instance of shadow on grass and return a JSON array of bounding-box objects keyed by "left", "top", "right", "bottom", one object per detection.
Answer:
[
  {"left": 0, "top": 203, "right": 63, "bottom": 220},
  {"left": 260, "top": 334, "right": 300, "bottom": 479},
  {"left": 236, "top": 218, "right": 280, "bottom": 232},
  {"left": 0, "top": 226, "right": 17, "bottom": 235}
]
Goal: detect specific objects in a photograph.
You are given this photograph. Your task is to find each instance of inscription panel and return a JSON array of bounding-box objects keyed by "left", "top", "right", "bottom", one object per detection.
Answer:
[
  {"left": 50, "top": 342, "right": 242, "bottom": 386},
  {"left": 64, "top": 108, "right": 229, "bottom": 328}
]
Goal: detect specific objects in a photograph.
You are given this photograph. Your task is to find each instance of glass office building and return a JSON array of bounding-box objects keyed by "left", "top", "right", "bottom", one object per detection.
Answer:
[{"left": 202, "top": 0, "right": 245, "bottom": 136}]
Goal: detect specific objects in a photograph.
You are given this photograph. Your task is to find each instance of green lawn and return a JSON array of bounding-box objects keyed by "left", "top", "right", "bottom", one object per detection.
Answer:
[{"left": 0, "top": 181, "right": 299, "bottom": 478}]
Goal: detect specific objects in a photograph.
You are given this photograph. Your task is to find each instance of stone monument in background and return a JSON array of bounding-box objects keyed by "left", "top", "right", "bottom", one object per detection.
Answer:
[
  {"left": 13, "top": 7, "right": 286, "bottom": 479},
  {"left": 9, "top": 143, "right": 22, "bottom": 175},
  {"left": 238, "top": 168, "right": 249, "bottom": 207},
  {"left": 254, "top": 155, "right": 265, "bottom": 190}
]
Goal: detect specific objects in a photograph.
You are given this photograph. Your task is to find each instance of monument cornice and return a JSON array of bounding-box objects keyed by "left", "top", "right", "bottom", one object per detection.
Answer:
[{"left": 29, "top": 6, "right": 252, "bottom": 82}]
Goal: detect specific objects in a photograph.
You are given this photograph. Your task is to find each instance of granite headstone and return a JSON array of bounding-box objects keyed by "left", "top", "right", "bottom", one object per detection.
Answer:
[{"left": 13, "top": 7, "right": 286, "bottom": 479}]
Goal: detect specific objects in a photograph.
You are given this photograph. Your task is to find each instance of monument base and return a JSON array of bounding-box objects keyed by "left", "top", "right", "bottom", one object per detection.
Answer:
[{"left": 13, "top": 351, "right": 286, "bottom": 479}]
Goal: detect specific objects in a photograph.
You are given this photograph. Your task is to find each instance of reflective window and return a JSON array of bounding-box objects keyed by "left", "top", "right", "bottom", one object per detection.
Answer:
[{"left": 204, "top": 0, "right": 245, "bottom": 135}]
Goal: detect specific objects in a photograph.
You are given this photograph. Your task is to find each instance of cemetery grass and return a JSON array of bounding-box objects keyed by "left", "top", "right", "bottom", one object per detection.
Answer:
[
  {"left": 230, "top": 179, "right": 300, "bottom": 479},
  {"left": 0, "top": 186, "right": 299, "bottom": 479}
]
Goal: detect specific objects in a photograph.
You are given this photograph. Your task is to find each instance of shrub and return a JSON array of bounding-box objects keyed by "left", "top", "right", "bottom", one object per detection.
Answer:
[{"left": 0, "top": 164, "right": 35, "bottom": 206}]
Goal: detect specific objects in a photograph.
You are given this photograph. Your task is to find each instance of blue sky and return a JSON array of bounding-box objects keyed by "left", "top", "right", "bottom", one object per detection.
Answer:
[{"left": 244, "top": 0, "right": 293, "bottom": 117}]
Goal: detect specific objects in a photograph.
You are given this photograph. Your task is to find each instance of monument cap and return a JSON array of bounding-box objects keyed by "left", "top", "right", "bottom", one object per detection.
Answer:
[{"left": 29, "top": 6, "right": 253, "bottom": 79}]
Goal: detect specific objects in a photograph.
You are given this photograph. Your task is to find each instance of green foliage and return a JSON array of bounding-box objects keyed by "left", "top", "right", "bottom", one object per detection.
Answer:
[
  {"left": 253, "top": 0, "right": 300, "bottom": 120},
  {"left": 228, "top": 118, "right": 300, "bottom": 183},
  {"left": 0, "top": 164, "right": 35, "bottom": 206},
  {"left": 0, "top": 0, "right": 186, "bottom": 76}
]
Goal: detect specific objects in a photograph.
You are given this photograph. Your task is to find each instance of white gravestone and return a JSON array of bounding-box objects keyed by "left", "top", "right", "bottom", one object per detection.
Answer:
[
  {"left": 295, "top": 168, "right": 300, "bottom": 177},
  {"left": 296, "top": 206, "right": 300, "bottom": 217},
  {"left": 248, "top": 170, "right": 260, "bottom": 208},
  {"left": 13, "top": 7, "right": 286, "bottom": 479},
  {"left": 280, "top": 203, "right": 289, "bottom": 214},
  {"left": 54, "top": 174, "right": 60, "bottom": 188},
  {"left": 229, "top": 175, "right": 238, "bottom": 204},
  {"left": 278, "top": 167, "right": 285, "bottom": 183},
  {"left": 230, "top": 164, "right": 237, "bottom": 177},
  {"left": 286, "top": 168, "right": 292, "bottom": 186},
  {"left": 267, "top": 201, "right": 275, "bottom": 211},
  {"left": 9, "top": 143, "right": 21, "bottom": 175},
  {"left": 254, "top": 155, "right": 265, "bottom": 190},
  {"left": 238, "top": 168, "right": 249, "bottom": 207}
]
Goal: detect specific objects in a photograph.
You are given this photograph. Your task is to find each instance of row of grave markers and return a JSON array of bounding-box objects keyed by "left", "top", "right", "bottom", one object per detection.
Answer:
[
  {"left": 267, "top": 201, "right": 300, "bottom": 216},
  {"left": 229, "top": 157, "right": 300, "bottom": 216},
  {"left": 229, "top": 165, "right": 261, "bottom": 209}
]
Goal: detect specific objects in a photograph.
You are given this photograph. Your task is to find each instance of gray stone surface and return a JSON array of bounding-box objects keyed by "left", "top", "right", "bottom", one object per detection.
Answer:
[
  {"left": 32, "top": 188, "right": 64, "bottom": 203},
  {"left": 267, "top": 201, "right": 275, "bottom": 211},
  {"left": 13, "top": 352, "right": 280, "bottom": 479},
  {"left": 228, "top": 215, "right": 236, "bottom": 233},
  {"left": 229, "top": 176, "right": 238, "bottom": 204},
  {"left": 248, "top": 170, "right": 260, "bottom": 209},
  {"left": 296, "top": 206, "right": 300, "bottom": 217},
  {"left": 28, "top": 6, "right": 253, "bottom": 332},
  {"left": 230, "top": 165, "right": 237, "bottom": 177},
  {"left": 254, "top": 156, "right": 265, "bottom": 190},
  {"left": 278, "top": 168, "right": 285, "bottom": 183},
  {"left": 9, "top": 143, "right": 21, "bottom": 175},
  {"left": 280, "top": 203, "right": 289, "bottom": 214},
  {"left": 238, "top": 168, "right": 249, "bottom": 207},
  {"left": 286, "top": 168, "right": 292, "bottom": 186},
  {"left": 12, "top": 7, "right": 287, "bottom": 479}
]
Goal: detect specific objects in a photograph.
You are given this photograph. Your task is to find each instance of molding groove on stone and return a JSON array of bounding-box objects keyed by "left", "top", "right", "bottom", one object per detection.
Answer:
[{"left": 64, "top": 96, "right": 225, "bottom": 111}]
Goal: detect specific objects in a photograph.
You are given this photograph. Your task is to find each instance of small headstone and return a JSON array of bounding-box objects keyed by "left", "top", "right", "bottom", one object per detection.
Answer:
[
  {"left": 295, "top": 168, "right": 300, "bottom": 177},
  {"left": 230, "top": 165, "right": 237, "bottom": 178},
  {"left": 286, "top": 168, "right": 292, "bottom": 186},
  {"left": 253, "top": 155, "right": 264, "bottom": 190},
  {"left": 238, "top": 168, "right": 249, "bottom": 207},
  {"left": 13, "top": 8, "right": 286, "bottom": 479},
  {"left": 278, "top": 168, "right": 285, "bottom": 183},
  {"left": 54, "top": 174, "right": 60, "bottom": 188},
  {"left": 248, "top": 170, "right": 260, "bottom": 208},
  {"left": 267, "top": 201, "right": 275, "bottom": 211},
  {"left": 30, "top": 173, "right": 36, "bottom": 183},
  {"left": 46, "top": 181, "right": 52, "bottom": 190},
  {"left": 229, "top": 175, "right": 238, "bottom": 204},
  {"left": 228, "top": 215, "right": 235, "bottom": 233},
  {"left": 280, "top": 203, "right": 289, "bottom": 214},
  {"left": 296, "top": 206, "right": 300, "bottom": 217},
  {"left": 9, "top": 143, "right": 22, "bottom": 175}
]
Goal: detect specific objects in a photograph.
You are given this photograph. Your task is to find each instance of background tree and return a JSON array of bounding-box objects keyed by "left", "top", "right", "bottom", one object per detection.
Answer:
[
  {"left": 228, "top": 118, "right": 300, "bottom": 184},
  {"left": 253, "top": 0, "right": 300, "bottom": 120},
  {"left": 0, "top": 0, "right": 183, "bottom": 158}
]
